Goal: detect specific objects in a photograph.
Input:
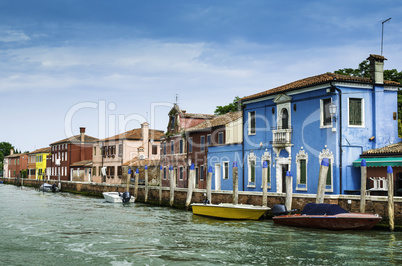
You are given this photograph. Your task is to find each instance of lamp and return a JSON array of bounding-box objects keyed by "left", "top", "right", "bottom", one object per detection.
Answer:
[{"left": 328, "top": 102, "right": 337, "bottom": 132}]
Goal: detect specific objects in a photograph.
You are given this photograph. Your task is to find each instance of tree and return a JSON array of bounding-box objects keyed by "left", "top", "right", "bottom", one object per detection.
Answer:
[
  {"left": 214, "top": 96, "right": 241, "bottom": 115},
  {"left": 0, "top": 142, "right": 14, "bottom": 171},
  {"left": 335, "top": 61, "right": 402, "bottom": 137}
]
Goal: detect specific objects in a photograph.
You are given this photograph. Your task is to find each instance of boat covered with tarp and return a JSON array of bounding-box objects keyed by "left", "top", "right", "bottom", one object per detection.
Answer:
[{"left": 272, "top": 203, "right": 381, "bottom": 230}]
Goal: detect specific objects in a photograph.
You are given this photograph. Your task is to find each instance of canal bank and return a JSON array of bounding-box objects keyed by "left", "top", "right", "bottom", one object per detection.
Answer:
[{"left": 2, "top": 177, "right": 401, "bottom": 225}]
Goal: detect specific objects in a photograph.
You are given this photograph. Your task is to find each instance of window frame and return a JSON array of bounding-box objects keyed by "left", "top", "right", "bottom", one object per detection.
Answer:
[
  {"left": 320, "top": 98, "right": 333, "bottom": 128},
  {"left": 222, "top": 161, "right": 229, "bottom": 180},
  {"left": 348, "top": 98, "right": 365, "bottom": 127},
  {"left": 248, "top": 111, "right": 256, "bottom": 135}
]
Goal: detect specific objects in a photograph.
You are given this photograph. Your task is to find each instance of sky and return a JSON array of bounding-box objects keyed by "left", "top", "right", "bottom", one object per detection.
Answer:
[{"left": 1, "top": 0, "right": 401, "bottom": 153}]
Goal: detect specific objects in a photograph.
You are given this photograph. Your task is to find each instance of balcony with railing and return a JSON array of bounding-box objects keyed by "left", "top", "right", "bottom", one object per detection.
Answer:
[{"left": 270, "top": 127, "right": 292, "bottom": 147}]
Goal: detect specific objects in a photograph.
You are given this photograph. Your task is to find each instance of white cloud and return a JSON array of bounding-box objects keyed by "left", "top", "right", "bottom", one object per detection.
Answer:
[{"left": 0, "top": 29, "right": 30, "bottom": 43}]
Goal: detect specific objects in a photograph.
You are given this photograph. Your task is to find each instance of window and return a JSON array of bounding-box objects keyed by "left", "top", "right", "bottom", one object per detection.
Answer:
[
  {"left": 179, "top": 139, "right": 183, "bottom": 154},
  {"left": 207, "top": 134, "right": 211, "bottom": 146},
  {"left": 248, "top": 152, "right": 256, "bottom": 187},
  {"left": 152, "top": 145, "right": 158, "bottom": 155},
  {"left": 119, "top": 144, "right": 123, "bottom": 157},
  {"left": 170, "top": 116, "right": 175, "bottom": 130},
  {"left": 118, "top": 166, "right": 122, "bottom": 178},
  {"left": 218, "top": 132, "right": 224, "bottom": 144},
  {"left": 163, "top": 142, "right": 166, "bottom": 155},
  {"left": 263, "top": 160, "right": 271, "bottom": 184},
  {"left": 171, "top": 140, "right": 174, "bottom": 154},
  {"left": 200, "top": 165, "right": 204, "bottom": 180},
  {"left": 200, "top": 136, "right": 205, "bottom": 151},
  {"left": 163, "top": 167, "right": 167, "bottom": 180},
  {"left": 93, "top": 147, "right": 96, "bottom": 155},
  {"left": 319, "top": 148, "right": 334, "bottom": 192},
  {"left": 321, "top": 98, "right": 332, "bottom": 127},
  {"left": 349, "top": 98, "right": 363, "bottom": 126},
  {"left": 248, "top": 111, "right": 256, "bottom": 135},
  {"left": 179, "top": 167, "right": 183, "bottom": 180},
  {"left": 223, "top": 162, "right": 229, "bottom": 180},
  {"left": 188, "top": 138, "right": 193, "bottom": 153},
  {"left": 296, "top": 149, "right": 308, "bottom": 190},
  {"left": 65, "top": 152, "right": 67, "bottom": 161}
]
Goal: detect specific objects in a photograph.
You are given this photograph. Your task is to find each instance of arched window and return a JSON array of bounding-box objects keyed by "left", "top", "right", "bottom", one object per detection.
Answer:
[{"left": 281, "top": 108, "right": 288, "bottom": 129}]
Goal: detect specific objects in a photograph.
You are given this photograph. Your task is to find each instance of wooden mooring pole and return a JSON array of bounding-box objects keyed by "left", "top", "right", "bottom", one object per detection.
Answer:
[
  {"left": 360, "top": 159, "right": 367, "bottom": 213},
  {"left": 159, "top": 166, "right": 163, "bottom": 205},
  {"left": 207, "top": 166, "right": 212, "bottom": 204},
  {"left": 144, "top": 165, "right": 149, "bottom": 203},
  {"left": 169, "top": 166, "right": 174, "bottom": 207},
  {"left": 316, "top": 158, "right": 329, "bottom": 204},
  {"left": 262, "top": 161, "right": 268, "bottom": 207},
  {"left": 185, "top": 164, "right": 195, "bottom": 208},
  {"left": 285, "top": 171, "right": 293, "bottom": 211},
  {"left": 387, "top": 166, "right": 394, "bottom": 231},
  {"left": 233, "top": 162, "right": 238, "bottom": 204},
  {"left": 127, "top": 168, "right": 131, "bottom": 193},
  {"left": 134, "top": 168, "right": 139, "bottom": 198}
]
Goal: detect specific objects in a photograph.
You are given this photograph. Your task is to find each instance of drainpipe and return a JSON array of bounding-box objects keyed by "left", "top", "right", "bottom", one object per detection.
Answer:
[
  {"left": 331, "top": 84, "right": 343, "bottom": 194},
  {"left": 241, "top": 102, "right": 245, "bottom": 191}
]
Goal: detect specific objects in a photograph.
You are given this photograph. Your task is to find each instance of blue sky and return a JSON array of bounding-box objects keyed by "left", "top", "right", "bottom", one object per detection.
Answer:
[{"left": 1, "top": 0, "right": 401, "bottom": 152}]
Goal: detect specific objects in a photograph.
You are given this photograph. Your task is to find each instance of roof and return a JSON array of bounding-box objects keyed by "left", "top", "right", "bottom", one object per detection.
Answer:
[
  {"left": 70, "top": 160, "right": 93, "bottom": 167},
  {"left": 28, "top": 147, "right": 51, "bottom": 155},
  {"left": 99, "top": 128, "right": 165, "bottom": 142},
  {"left": 50, "top": 134, "right": 98, "bottom": 145},
  {"left": 186, "top": 111, "right": 242, "bottom": 132},
  {"left": 241, "top": 72, "right": 400, "bottom": 102},
  {"left": 361, "top": 142, "right": 402, "bottom": 157},
  {"left": 181, "top": 113, "right": 216, "bottom": 119},
  {"left": 122, "top": 157, "right": 160, "bottom": 167},
  {"left": 4, "top": 153, "right": 28, "bottom": 158}
]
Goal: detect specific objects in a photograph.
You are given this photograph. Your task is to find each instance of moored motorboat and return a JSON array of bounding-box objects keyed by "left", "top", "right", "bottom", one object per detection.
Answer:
[
  {"left": 102, "top": 191, "right": 135, "bottom": 203},
  {"left": 272, "top": 203, "right": 381, "bottom": 230},
  {"left": 39, "top": 183, "right": 59, "bottom": 192},
  {"left": 191, "top": 203, "right": 270, "bottom": 220}
]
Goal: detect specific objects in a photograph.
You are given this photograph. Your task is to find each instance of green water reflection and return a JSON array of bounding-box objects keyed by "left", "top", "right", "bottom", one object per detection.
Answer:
[{"left": 0, "top": 184, "right": 401, "bottom": 265}]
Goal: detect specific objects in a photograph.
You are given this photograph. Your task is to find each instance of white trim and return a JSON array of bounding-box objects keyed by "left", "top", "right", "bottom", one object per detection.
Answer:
[
  {"left": 347, "top": 97, "right": 365, "bottom": 128},
  {"left": 296, "top": 149, "right": 308, "bottom": 191},
  {"left": 222, "top": 161, "right": 229, "bottom": 180},
  {"left": 248, "top": 111, "right": 256, "bottom": 135},
  {"left": 261, "top": 150, "right": 272, "bottom": 189},
  {"left": 319, "top": 148, "right": 334, "bottom": 193},
  {"left": 215, "top": 163, "right": 221, "bottom": 190},
  {"left": 320, "top": 98, "right": 333, "bottom": 129},
  {"left": 247, "top": 152, "right": 256, "bottom": 188}
]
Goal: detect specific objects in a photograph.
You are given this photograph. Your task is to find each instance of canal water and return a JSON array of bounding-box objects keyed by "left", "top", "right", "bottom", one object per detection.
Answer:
[{"left": 1, "top": 184, "right": 402, "bottom": 265}]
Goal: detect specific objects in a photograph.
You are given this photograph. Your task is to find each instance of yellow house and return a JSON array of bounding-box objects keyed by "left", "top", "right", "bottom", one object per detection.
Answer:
[{"left": 29, "top": 147, "right": 51, "bottom": 180}]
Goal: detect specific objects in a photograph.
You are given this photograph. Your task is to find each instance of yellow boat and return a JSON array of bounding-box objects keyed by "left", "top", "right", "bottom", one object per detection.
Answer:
[{"left": 191, "top": 203, "right": 271, "bottom": 220}]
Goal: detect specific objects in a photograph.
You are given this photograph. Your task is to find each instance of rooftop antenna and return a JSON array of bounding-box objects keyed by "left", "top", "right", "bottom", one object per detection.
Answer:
[{"left": 381, "top": 17, "right": 391, "bottom": 56}]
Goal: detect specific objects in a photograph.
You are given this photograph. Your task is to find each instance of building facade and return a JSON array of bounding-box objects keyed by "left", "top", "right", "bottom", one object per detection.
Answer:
[{"left": 237, "top": 54, "right": 400, "bottom": 195}]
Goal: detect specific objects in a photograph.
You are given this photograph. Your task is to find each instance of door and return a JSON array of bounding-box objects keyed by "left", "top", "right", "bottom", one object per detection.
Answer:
[
  {"left": 215, "top": 164, "right": 221, "bottom": 190},
  {"left": 282, "top": 164, "right": 289, "bottom": 193}
]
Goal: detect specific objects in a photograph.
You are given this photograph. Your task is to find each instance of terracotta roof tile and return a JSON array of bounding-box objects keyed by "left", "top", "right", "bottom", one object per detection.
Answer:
[
  {"left": 362, "top": 142, "right": 402, "bottom": 156},
  {"left": 181, "top": 113, "right": 216, "bottom": 119},
  {"left": 99, "top": 128, "right": 164, "bottom": 142},
  {"left": 70, "top": 160, "right": 93, "bottom": 167},
  {"left": 28, "top": 147, "right": 51, "bottom": 155},
  {"left": 186, "top": 111, "right": 242, "bottom": 132},
  {"left": 241, "top": 72, "right": 400, "bottom": 102},
  {"left": 122, "top": 157, "right": 160, "bottom": 167},
  {"left": 50, "top": 135, "right": 98, "bottom": 145}
]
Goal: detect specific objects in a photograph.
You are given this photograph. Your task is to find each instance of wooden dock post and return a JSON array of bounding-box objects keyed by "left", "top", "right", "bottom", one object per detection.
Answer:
[
  {"left": 262, "top": 161, "right": 268, "bottom": 207},
  {"left": 360, "top": 159, "right": 367, "bottom": 213},
  {"left": 387, "top": 166, "right": 394, "bottom": 231},
  {"left": 316, "top": 158, "right": 329, "bottom": 204},
  {"left": 185, "top": 163, "right": 195, "bottom": 208},
  {"left": 159, "top": 166, "right": 163, "bottom": 205},
  {"left": 127, "top": 168, "right": 131, "bottom": 193},
  {"left": 232, "top": 161, "right": 238, "bottom": 204},
  {"left": 207, "top": 166, "right": 212, "bottom": 204},
  {"left": 144, "top": 165, "right": 149, "bottom": 203},
  {"left": 134, "top": 168, "right": 139, "bottom": 198},
  {"left": 169, "top": 166, "right": 174, "bottom": 207},
  {"left": 285, "top": 171, "right": 293, "bottom": 211}
]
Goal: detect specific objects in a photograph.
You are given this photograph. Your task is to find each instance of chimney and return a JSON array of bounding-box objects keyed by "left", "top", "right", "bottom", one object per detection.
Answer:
[
  {"left": 10, "top": 148, "right": 14, "bottom": 155},
  {"left": 80, "top": 127, "right": 85, "bottom": 143},
  {"left": 367, "top": 54, "right": 386, "bottom": 84},
  {"left": 141, "top": 122, "right": 149, "bottom": 157}
]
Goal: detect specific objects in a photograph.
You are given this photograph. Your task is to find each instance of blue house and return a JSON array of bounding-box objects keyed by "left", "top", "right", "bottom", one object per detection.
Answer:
[{"left": 214, "top": 54, "right": 400, "bottom": 195}]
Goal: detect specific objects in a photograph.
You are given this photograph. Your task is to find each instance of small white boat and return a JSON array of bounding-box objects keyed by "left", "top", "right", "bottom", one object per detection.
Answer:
[
  {"left": 191, "top": 203, "right": 270, "bottom": 220},
  {"left": 39, "top": 183, "right": 59, "bottom": 192},
  {"left": 102, "top": 192, "right": 135, "bottom": 203}
]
